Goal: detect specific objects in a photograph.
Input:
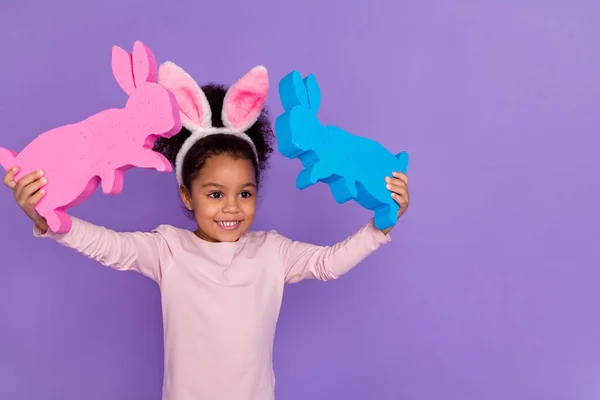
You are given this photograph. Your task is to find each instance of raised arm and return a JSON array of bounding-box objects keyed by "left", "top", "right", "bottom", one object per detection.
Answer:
[
  {"left": 274, "top": 220, "right": 391, "bottom": 284},
  {"left": 4, "top": 168, "right": 172, "bottom": 283},
  {"left": 35, "top": 217, "right": 173, "bottom": 283}
]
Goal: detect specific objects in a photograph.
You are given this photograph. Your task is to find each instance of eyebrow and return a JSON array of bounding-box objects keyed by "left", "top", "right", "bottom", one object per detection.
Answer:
[{"left": 201, "top": 182, "right": 256, "bottom": 189}]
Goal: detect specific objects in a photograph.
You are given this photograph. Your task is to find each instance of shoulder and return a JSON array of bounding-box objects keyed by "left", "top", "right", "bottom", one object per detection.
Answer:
[
  {"left": 147, "top": 223, "right": 194, "bottom": 250},
  {"left": 152, "top": 223, "right": 186, "bottom": 237}
]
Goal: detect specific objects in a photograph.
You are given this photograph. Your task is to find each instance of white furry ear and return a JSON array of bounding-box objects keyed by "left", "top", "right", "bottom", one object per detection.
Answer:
[
  {"left": 222, "top": 66, "right": 269, "bottom": 132},
  {"left": 158, "top": 61, "right": 212, "bottom": 130}
]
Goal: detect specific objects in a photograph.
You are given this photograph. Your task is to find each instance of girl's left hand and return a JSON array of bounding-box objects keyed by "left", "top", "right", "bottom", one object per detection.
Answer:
[{"left": 381, "top": 172, "right": 410, "bottom": 234}]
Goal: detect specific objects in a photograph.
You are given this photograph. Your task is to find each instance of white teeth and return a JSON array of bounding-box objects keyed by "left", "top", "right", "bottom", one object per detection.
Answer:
[{"left": 218, "top": 221, "right": 239, "bottom": 227}]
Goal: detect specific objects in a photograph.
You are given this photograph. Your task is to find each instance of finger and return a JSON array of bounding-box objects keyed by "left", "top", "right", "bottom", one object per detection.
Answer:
[
  {"left": 385, "top": 174, "right": 408, "bottom": 188},
  {"left": 26, "top": 187, "right": 46, "bottom": 207},
  {"left": 388, "top": 179, "right": 407, "bottom": 191},
  {"left": 392, "top": 192, "right": 409, "bottom": 209},
  {"left": 20, "top": 176, "right": 48, "bottom": 200},
  {"left": 392, "top": 172, "right": 409, "bottom": 186},
  {"left": 391, "top": 188, "right": 409, "bottom": 201},
  {"left": 14, "top": 170, "right": 43, "bottom": 198},
  {"left": 385, "top": 180, "right": 407, "bottom": 194},
  {"left": 3, "top": 167, "right": 19, "bottom": 189},
  {"left": 391, "top": 186, "right": 410, "bottom": 200}
]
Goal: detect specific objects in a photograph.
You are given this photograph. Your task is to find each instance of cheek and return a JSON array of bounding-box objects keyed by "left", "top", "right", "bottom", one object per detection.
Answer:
[
  {"left": 242, "top": 198, "right": 257, "bottom": 216},
  {"left": 191, "top": 195, "right": 218, "bottom": 218}
]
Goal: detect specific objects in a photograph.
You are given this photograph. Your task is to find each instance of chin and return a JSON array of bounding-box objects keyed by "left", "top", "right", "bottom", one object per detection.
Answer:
[{"left": 211, "top": 220, "right": 249, "bottom": 242}]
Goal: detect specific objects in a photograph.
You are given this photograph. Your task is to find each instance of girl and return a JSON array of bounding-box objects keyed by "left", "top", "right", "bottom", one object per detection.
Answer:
[{"left": 2, "top": 62, "right": 410, "bottom": 400}]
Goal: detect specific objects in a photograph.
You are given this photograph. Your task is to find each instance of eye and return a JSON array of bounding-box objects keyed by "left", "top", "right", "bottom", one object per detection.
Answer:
[
  {"left": 208, "top": 192, "right": 223, "bottom": 199},
  {"left": 239, "top": 191, "right": 253, "bottom": 199}
]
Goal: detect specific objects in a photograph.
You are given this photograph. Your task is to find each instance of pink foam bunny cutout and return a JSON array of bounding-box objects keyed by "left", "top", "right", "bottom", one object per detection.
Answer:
[{"left": 0, "top": 41, "right": 182, "bottom": 233}]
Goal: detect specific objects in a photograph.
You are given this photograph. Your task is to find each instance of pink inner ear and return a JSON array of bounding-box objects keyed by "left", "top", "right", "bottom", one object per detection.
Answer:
[
  {"left": 132, "top": 41, "right": 158, "bottom": 86},
  {"left": 111, "top": 46, "right": 135, "bottom": 95},
  {"left": 158, "top": 61, "right": 211, "bottom": 128},
  {"left": 223, "top": 66, "right": 269, "bottom": 131}
]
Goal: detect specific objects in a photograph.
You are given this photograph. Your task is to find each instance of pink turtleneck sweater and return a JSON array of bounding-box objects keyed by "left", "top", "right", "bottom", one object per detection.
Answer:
[{"left": 35, "top": 217, "right": 390, "bottom": 399}]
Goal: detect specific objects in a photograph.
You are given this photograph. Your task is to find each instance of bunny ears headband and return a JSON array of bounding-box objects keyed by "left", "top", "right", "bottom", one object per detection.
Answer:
[{"left": 157, "top": 62, "right": 269, "bottom": 186}]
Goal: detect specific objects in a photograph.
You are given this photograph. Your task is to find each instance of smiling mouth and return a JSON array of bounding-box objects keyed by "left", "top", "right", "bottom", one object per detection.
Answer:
[{"left": 216, "top": 220, "right": 242, "bottom": 230}]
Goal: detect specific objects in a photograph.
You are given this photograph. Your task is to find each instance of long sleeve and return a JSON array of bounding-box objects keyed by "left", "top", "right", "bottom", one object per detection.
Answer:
[
  {"left": 34, "top": 217, "right": 173, "bottom": 284},
  {"left": 275, "top": 220, "right": 392, "bottom": 284}
]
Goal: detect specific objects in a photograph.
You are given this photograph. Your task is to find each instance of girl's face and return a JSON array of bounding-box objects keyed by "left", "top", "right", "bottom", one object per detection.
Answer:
[{"left": 181, "top": 154, "right": 257, "bottom": 243}]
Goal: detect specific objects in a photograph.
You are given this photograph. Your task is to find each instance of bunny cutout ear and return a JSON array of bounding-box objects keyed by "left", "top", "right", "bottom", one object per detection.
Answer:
[
  {"left": 278, "top": 70, "right": 320, "bottom": 113},
  {"left": 158, "top": 61, "right": 212, "bottom": 130},
  {"left": 303, "top": 74, "right": 321, "bottom": 113},
  {"left": 112, "top": 41, "right": 158, "bottom": 96},
  {"left": 112, "top": 46, "right": 135, "bottom": 95},
  {"left": 222, "top": 66, "right": 269, "bottom": 132},
  {"left": 132, "top": 41, "right": 158, "bottom": 87}
]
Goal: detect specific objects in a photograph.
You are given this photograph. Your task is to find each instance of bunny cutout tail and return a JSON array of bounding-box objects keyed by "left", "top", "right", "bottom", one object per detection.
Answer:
[
  {"left": 0, "top": 147, "right": 18, "bottom": 171},
  {"left": 395, "top": 151, "right": 409, "bottom": 174}
]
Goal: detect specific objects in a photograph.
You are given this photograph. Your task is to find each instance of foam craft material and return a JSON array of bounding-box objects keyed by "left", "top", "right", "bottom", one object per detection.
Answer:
[
  {"left": 0, "top": 41, "right": 182, "bottom": 234},
  {"left": 275, "top": 70, "right": 410, "bottom": 230}
]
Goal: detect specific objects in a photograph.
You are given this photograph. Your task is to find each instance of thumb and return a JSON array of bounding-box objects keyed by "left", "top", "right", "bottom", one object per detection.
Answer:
[{"left": 3, "top": 167, "right": 18, "bottom": 190}]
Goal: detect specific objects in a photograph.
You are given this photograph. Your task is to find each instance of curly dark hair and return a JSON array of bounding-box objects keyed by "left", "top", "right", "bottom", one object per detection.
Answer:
[{"left": 153, "top": 83, "right": 275, "bottom": 191}]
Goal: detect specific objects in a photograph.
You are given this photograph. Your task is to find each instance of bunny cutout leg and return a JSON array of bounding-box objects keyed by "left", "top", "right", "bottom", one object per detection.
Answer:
[
  {"left": 296, "top": 162, "right": 334, "bottom": 190},
  {"left": 374, "top": 204, "right": 399, "bottom": 232},
  {"left": 38, "top": 203, "right": 70, "bottom": 233},
  {"left": 101, "top": 169, "right": 124, "bottom": 195},
  {"left": 328, "top": 176, "right": 358, "bottom": 204},
  {"left": 132, "top": 150, "right": 171, "bottom": 172},
  {"left": 100, "top": 151, "right": 171, "bottom": 194},
  {"left": 395, "top": 151, "right": 409, "bottom": 172}
]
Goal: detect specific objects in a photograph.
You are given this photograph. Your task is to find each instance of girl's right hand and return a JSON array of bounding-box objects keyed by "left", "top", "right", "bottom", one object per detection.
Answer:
[{"left": 3, "top": 167, "right": 49, "bottom": 234}]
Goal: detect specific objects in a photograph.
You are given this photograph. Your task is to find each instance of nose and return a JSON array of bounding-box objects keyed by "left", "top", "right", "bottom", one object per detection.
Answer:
[{"left": 222, "top": 196, "right": 240, "bottom": 213}]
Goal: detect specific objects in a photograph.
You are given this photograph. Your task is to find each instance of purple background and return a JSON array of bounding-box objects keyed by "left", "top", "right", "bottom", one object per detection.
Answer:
[{"left": 1, "top": 0, "right": 599, "bottom": 399}]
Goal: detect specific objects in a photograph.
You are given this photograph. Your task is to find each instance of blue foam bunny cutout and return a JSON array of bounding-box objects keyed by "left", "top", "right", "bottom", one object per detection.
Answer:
[{"left": 275, "top": 70, "right": 410, "bottom": 230}]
